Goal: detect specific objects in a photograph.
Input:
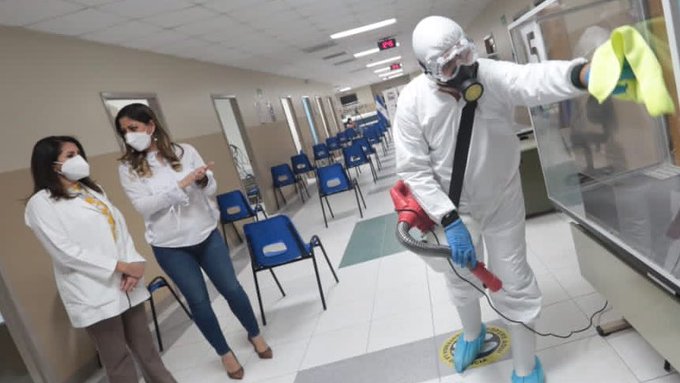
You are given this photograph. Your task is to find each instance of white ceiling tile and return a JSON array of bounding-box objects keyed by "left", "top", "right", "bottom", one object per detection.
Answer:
[
  {"left": 174, "top": 15, "right": 239, "bottom": 36},
  {"left": 119, "top": 29, "right": 188, "bottom": 50},
  {"left": 29, "top": 8, "right": 125, "bottom": 36},
  {"left": 142, "top": 5, "right": 216, "bottom": 28},
  {"left": 66, "top": 0, "right": 122, "bottom": 6},
  {"left": 201, "top": 0, "right": 270, "bottom": 14},
  {"left": 81, "top": 20, "right": 163, "bottom": 44},
  {"left": 0, "top": 0, "right": 83, "bottom": 26},
  {"left": 99, "top": 0, "right": 191, "bottom": 18}
]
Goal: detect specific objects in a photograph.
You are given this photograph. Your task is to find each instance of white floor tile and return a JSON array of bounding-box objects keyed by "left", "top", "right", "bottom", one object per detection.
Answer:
[
  {"left": 314, "top": 296, "right": 373, "bottom": 335},
  {"left": 239, "top": 339, "right": 309, "bottom": 382},
  {"left": 534, "top": 300, "right": 596, "bottom": 351},
  {"left": 606, "top": 329, "right": 670, "bottom": 381},
  {"left": 550, "top": 266, "right": 595, "bottom": 298},
  {"left": 572, "top": 292, "right": 623, "bottom": 329},
  {"left": 367, "top": 309, "right": 434, "bottom": 352},
  {"left": 647, "top": 374, "right": 680, "bottom": 383},
  {"left": 300, "top": 322, "right": 371, "bottom": 369},
  {"left": 372, "top": 278, "right": 430, "bottom": 319}
]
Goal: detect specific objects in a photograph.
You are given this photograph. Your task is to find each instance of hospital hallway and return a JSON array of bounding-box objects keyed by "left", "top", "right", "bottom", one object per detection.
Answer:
[{"left": 79, "top": 144, "right": 680, "bottom": 383}]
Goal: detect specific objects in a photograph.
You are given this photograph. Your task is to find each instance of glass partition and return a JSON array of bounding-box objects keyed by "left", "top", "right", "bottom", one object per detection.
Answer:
[
  {"left": 212, "top": 96, "right": 264, "bottom": 207},
  {"left": 301, "top": 96, "right": 320, "bottom": 144},
  {"left": 315, "top": 96, "right": 331, "bottom": 139},
  {"left": 509, "top": 0, "right": 680, "bottom": 288},
  {"left": 280, "top": 97, "right": 304, "bottom": 153}
]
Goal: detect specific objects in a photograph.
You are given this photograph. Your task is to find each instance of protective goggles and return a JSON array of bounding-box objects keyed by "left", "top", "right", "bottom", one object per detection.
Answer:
[{"left": 429, "top": 37, "right": 478, "bottom": 82}]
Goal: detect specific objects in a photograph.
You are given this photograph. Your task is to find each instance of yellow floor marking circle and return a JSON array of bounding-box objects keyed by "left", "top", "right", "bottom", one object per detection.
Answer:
[{"left": 440, "top": 325, "right": 511, "bottom": 370}]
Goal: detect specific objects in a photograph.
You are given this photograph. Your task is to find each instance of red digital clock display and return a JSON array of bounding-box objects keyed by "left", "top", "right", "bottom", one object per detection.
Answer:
[
  {"left": 390, "top": 63, "right": 401, "bottom": 70},
  {"left": 378, "top": 38, "right": 397, "bottom": 50}
]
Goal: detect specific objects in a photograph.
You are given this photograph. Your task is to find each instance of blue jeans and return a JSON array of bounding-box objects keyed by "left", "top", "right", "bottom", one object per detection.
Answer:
[{"left": 152, "top": 230, "right": 260, "bottom": 356}]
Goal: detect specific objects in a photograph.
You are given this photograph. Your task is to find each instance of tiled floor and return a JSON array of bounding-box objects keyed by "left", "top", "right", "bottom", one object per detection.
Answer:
[{"left": 84, "top": 141, "right": 680, "bottom": 383}]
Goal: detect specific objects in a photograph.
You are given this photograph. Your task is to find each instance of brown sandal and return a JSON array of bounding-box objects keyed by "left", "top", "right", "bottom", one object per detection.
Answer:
[{"left": 248, "top": 336, "right": 273, "bottom": 359}]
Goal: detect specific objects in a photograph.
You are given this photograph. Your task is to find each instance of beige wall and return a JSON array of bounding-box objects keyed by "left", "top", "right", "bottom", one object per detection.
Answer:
[{"left": 0, "top": 25, "right": 334, "bottom": 383}]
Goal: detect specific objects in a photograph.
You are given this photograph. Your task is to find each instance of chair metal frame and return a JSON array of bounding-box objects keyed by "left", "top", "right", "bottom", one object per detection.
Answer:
[
  {"left": 244, "top": 215, "right": 339, "bottom": 325},
  {"left": 147, "top": 276, "right": 192, "bottom": 352}
]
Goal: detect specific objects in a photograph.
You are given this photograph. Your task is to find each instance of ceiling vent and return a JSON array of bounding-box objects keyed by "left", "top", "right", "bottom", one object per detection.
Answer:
[
  {"left": 334, "top": 58, "right": 356, "bottom": 66},
  {"left": 322, "top": 52, "right": 346, "bottom": 60},
  {"left": 301, "top": 41, "right": 337, "bottom": 53}
]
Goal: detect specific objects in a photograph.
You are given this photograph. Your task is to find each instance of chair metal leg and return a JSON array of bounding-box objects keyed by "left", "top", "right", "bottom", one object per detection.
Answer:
[
  {"left": 230, "top": 222, "right": 243, "bottom": 243},
  {"left": 374, "top": 153, "right": 382, "bottom": 170},
  {"left": 310, "top": 255, "right": 327, "bottom": 311},
  {"left": 278, "top": 187, "right": 287, "bottom": 206},
  {"left": 164, "top": 280, "right": 193, "bottom": 319},
  {"left": 319, "top": 195, "right": 328, "bottom": 228},
  {"left": 252, "top": 270, "right": 267, "bottom": 326},
  {"left": 274, "top": 188, "right": 281, "bottom": 210},
  {"left": 369, "top": 161, "right": 377, "bottom": 183},
  {"left": 269, "top": 269, "right": 286, "bottom": 297},
  {"left": 220, "top": 223, "right": 228, "bottom": 245},
  {"left": 312, "top": 236, "right": 339, "bottom": 283},
  {"left": 325, "top": 196, "right": 334, "bottom": 217},
  {"left": 353, "top": 186, "right": 364, "bottom": 218},
  {"left": 148, "top": 295, "right": 163, "bottom": 352},
  {"left": 355, "top": 181, "right": 367, "bottom": 208}
]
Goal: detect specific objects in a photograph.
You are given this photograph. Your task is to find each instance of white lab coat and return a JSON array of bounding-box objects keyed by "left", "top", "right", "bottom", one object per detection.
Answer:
[
  {"left": 25, "top": 187, "right": 149, "bottom": 328},
  {"left": 394, "top": 58, "right": 586, "bottom": 323},
  {"left": 118, "top": 143, "right": 219, "bottom": 248}
]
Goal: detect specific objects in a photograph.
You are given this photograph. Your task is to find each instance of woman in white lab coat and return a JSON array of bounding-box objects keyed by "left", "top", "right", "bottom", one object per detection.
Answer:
[
  {"left": 25, "top": 136, "right": 176, "bottom": 383},
  {"left": 115, "top": 103, "right": 271, "bottom": 380}
]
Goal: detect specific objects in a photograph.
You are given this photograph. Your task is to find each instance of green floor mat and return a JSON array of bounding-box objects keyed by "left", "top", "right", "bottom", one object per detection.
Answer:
[{"left": 339, "top": 212, "right": 405, "bottom": 268}]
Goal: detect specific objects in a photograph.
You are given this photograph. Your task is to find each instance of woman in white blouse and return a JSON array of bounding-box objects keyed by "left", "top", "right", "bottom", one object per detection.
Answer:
[
  {"left": 25, "top": 136, "right": 176, "bottom": 383},
  {"left": 115, "top": 104, "right": 271, "bottom": 380}
]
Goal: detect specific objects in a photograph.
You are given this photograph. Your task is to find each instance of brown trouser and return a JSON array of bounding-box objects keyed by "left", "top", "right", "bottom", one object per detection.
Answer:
[{"left": 85, "top": 303, "right": 176, "bottom": 383}]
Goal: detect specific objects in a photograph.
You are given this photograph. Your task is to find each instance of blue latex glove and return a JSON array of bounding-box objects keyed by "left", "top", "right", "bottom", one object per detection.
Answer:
[
  {"left": 444, "top": 218, "right": 477, "bottom": 268},
  {"left": 585, "top": 60, "right": 635, "bottom": 95}
]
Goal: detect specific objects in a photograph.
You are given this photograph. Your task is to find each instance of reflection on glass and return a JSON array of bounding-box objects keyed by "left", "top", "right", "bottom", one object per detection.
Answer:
[
  {"left": 302, "top": 96, "right": 320, "bottom": 144},
  {"left": 281, "top": 97, "right": 303, "bottom": 153},
  {"left": 315, "top": 96, "right": 331, "bottom": 139},
  {"left": 509, "top": 0, "right": 680, "bottom": 284}
]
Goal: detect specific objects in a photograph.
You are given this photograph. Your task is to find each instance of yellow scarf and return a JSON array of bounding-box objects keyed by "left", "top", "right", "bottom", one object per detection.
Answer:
[{"left": 71, "top": 184, "right": 117, "bottom": 240}]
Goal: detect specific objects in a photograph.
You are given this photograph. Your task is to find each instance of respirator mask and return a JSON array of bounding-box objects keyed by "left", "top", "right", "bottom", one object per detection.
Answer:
[{"left": 422, "top": 37, "right": 484, "bottom": 102}]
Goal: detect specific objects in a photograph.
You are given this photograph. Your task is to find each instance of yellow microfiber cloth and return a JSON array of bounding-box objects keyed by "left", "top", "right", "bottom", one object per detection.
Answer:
[{"left": 588, "top": 25, "right": 675, "bottom": 116}]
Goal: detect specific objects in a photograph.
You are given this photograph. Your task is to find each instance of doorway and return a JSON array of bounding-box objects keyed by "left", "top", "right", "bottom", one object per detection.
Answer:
[{"left": 212, "top": 96, "right": 264, "bottom": 207}]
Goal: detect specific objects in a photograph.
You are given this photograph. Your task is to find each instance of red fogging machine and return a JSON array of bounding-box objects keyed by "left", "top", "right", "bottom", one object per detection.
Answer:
[{"left": 390, "top": 180, "right": 503, "bottom": 292}]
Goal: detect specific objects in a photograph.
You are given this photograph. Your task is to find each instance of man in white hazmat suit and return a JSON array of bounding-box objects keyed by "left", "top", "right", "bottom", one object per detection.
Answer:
[{"left": 395, "top": 16, "right": 596, "bottom": 383}]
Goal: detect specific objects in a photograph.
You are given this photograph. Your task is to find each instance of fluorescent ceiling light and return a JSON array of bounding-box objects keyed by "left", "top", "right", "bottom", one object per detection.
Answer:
[
  {"left": 331, "top": 18, "right": 397, "bottom": 39},
  {"left": 338, "top": 87, "right": 352, "bottom": 92},
  {"left": 379, "top": 69, "right": 403, "bottom": 77},
  {"left": 353, "top": 42, "right": 400, "bottom": 58},
  {"left": 366, "top": 56, "right": 401, "bottom": 68},
  {"left": 385, "top": 73, "right": 406, "bottom": 80},
  {"left": 354, "top": 48, "right": 379, "bottom": 58},
  {"left": 374, "top": 67, "right": 391, "bottom": 73}
]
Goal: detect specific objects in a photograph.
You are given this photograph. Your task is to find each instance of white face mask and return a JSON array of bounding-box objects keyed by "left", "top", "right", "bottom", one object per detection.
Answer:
[
  {"left": 56, "top": 155, "right": 90, "bottom": 181},
  {"left": 125, "top": 132, "right": 152, "bottom": 152}
]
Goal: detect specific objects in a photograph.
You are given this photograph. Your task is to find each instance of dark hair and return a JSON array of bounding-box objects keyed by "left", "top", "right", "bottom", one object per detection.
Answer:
[
  {"left": 114, "top": 103, "right": 183, "bottom": 177},
  {"left": 30, "top": 136, "right": 102, "bottom": 200}
]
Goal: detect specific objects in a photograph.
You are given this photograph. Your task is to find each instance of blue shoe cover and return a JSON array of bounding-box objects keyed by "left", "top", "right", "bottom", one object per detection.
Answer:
[
  {"left": 512, "top": 357, "right": 545, "bottom": 383},
  {"left": 454, "top": 324, "right": 486, "bottom": 373}
]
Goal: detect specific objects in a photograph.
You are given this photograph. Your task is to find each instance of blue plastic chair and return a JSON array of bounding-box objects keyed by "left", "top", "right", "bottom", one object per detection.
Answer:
[
  {"left": 364, "top": 125, "right": 387, "bottom": 156},
  {"left": 326, "top": 136, "right": 341, "bottom": 152},
  {"left": 337, "top": 131, "right": 349, "bottom": 146},
  {"left": 353, "top": 136, "right": 382, "bottom": 170},
  {"left": 345, "top": 127, "right": 358, "bottom": 140},
  {"left": 316, "top": 163, "right": 367, "bottom": 228},
  {"left": 312, "top": 143, "right": 332, "bottom": 166},
  {"left": 216, "top": 190, "right": 267, "bottom": 243},
  {"left": 343, "top": 141, "right": 378, "bottom": 183},
  {"left": 244, "top": 215, "right": 339, "bottom": 325},
  {"left": 147, "top": 276, "right": 192, "bottom": 352},
  {"left": 271, "top": 163, "right": 308, "bottom": 209}
]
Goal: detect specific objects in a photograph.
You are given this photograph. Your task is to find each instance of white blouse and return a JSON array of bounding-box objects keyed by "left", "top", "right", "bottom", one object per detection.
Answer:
[{"left": 118, "top": 143, "right": 220, "bottom": 248}]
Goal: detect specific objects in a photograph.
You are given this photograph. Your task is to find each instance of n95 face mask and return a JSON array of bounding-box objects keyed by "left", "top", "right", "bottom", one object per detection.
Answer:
[
  {"left": 125, "top": 132, "right": 152, "bottom": 152},
  {"left": 56, "top": 155, "right": 90, "bottom": 181}
]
